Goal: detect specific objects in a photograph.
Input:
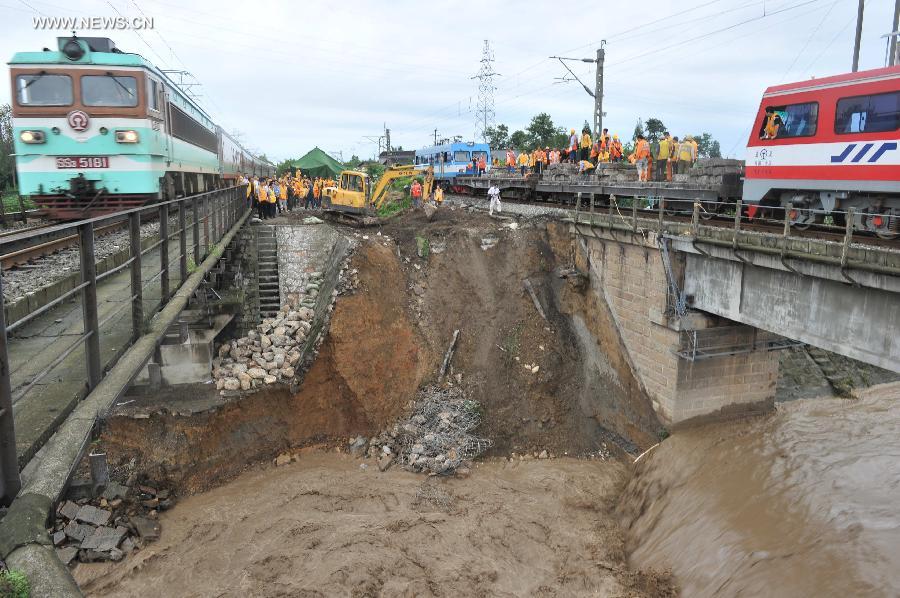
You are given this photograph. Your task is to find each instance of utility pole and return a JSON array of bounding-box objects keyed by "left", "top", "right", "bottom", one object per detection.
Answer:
[
  {"left": 551, "top": 42, "right": 606, "bottom": 138},
  {"left": 852, "top": 0, "right": 865, "bottom": 72},
  {"left": 891, "top": 0, "right": 900, "bottom": 66},
  {"left": 594, "top": 42, "right": 606, "bottom": 140},
  {"left": 384, "top": 123, "right": 391, "bottom": 154},
  {"left": 471, "top": 40, "right": 499, "bottom": 143},
  {"left": 433, "top": 129, "right": 439, "bottom": 145}
]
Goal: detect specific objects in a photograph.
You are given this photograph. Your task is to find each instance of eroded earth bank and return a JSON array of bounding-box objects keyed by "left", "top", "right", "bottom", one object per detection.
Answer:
[{"left": 75, "top": 206, "right": 674, "bottom": 597}]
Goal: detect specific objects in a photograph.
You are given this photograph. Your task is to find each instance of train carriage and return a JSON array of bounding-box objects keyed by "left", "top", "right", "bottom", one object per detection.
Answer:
[
  {"left": 745, "top": 65, "right": 900, "bottom": 237},
  {"left": 9, "top": 36, "right": 271, "bottom": 219},
  {"left": 414, "top": 141, "right": 491, "bottom": 182}
]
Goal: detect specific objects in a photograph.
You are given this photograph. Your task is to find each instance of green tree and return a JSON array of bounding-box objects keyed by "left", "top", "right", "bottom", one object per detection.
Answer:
[
  {"left": 275, "top": 158, "right": 294, "bottom": 176},
  {"left": 509, "top": 129, "right": 529, "bottom": 150},
  {"left": 484, "top": 124, "right": 510, "bottom": 149},
  {"left": 632, "top": 118, "right": 645, "bottom": 141},
  {"left": 0, "top": 103, "right": 15, "bottom": 192},
  {"left": 526, "top": 113, "right": 562, "bottom": 149},
  {"left": 693, "top": 133, "right": 722, "bottom": 158},
  {"left": 345, "top": 154, "right": 362, "bottom": 169},
  {"left": 644, "top": 117, "right": 667, "bottom": 142}
]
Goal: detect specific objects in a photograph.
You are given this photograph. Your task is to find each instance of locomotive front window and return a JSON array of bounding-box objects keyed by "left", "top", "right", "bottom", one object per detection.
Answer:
[
  {"left": 16, "top": 74, "right": 73, "bottom": 106},
  {"left": 82, "top": 75, "right": 138, "bottom": 107},
  {"left": 758, "top": 102, "right": 818, "bottom": 139},
  {"left": 835, "top": 91, "right": 900, "bottom": 134},
  {"left": 454, "top": 151, "right": 470, "bottom": 162}
]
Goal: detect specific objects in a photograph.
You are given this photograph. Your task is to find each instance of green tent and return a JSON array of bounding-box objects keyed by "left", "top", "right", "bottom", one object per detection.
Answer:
[{"left": 290, "top": 147, "right": 344, "bottom": 179}]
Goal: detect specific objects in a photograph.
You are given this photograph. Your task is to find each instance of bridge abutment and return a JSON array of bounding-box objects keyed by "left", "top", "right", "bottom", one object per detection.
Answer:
[{"left": 574, "top": 228, "right": 779, "bottom": 425}]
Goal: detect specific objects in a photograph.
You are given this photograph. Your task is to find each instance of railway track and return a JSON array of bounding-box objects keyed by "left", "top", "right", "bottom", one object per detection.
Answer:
[
  {"left": 0, "top": 219, "right": 128, "bottom": 271},
  {"left": 481, "top": 195, "right": 900, "bottom": 250}
]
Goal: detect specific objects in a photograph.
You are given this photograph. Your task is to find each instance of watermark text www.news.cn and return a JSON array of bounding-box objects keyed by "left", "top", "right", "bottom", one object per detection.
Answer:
[{"left": 33, "top": 16, "right": 155, "bottom": 30}]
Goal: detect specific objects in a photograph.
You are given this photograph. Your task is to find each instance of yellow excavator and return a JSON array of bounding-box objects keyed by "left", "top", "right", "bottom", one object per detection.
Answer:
[{"left": 322, "top": 165, "right": 434, "bottom": 216}]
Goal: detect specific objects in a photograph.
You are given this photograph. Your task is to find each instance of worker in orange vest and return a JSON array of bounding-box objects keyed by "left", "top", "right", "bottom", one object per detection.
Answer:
[
  {"left": 634, "top": 134, "right": 651, "bottom": 182},
  {"left": 505, "top": 149, "right": 516, "bottom": 174},
  {"left": 610, "top": 135, "right": 623, "bottom": 162}
]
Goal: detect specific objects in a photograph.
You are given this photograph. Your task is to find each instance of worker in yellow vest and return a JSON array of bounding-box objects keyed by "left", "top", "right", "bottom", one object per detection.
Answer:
[
  {"left": 678, "top": 135, "right": 698, "bottom": 174},
  {"left": 580, "top": 127, "right": 592, "bottom": 162},
  {"left": 434, "top": 185, "right": 444, "bottom": 204},
  {"left": 656, "top": 132, "right": 673, "bottom": 182},
  {"left": 517, "top": 150, "right": 529, "bottom": 176}
]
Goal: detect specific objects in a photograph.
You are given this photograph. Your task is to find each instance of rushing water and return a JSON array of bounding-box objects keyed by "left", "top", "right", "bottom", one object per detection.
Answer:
[{"left": 618, "top": 382, "right": 900, "bottom": 597}]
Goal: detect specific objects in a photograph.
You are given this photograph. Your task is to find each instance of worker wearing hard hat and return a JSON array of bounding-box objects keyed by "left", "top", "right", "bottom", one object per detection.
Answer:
[
  {"left": 633, "top": 134, "right": 651, "bottom": 182},
  {"left": 610, "top": 135, "right": 623, "bottom": 162},
  {"left": 678, "top": 135, "right": 698, "bottom": 174},
  {"left": 656, "top": 132, "right": 674, "bottom": 182},
  {"left": 580, "top": 127, "right": 592, "bottom": 162}
]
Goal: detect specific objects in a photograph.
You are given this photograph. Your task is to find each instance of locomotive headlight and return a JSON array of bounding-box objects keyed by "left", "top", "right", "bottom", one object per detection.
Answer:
[
  {"left": 20, "top": 130, "right": 45, "bottom": 144},
  {"left": 115, "top": 130, "right": 139, "bottom": 143}
]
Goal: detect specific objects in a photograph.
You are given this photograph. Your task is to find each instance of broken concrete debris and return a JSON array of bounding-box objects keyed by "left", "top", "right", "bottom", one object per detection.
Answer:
[
  {"left": 350, "top": 385, "right": 491, "bottom": 475},
  {"left": 49, "top": 478, "right": 174, "bottom": 566}
]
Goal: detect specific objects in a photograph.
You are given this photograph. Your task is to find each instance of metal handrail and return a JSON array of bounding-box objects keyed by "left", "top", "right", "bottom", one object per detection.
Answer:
[{"left": 0, "top": 185, "right": 247, "bottom": 503}]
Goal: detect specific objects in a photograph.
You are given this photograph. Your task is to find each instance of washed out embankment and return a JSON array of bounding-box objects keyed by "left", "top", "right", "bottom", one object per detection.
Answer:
[
  {"left": 99, "top": 208, "right": 662, "bottom": 493},
  {"left": 100, "top": 238, "right": 427, "bottom": 493}
]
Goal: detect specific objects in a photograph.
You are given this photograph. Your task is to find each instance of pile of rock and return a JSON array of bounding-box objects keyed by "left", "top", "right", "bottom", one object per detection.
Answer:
[
  {"left": 349, "top": 385, "right": 491, "bottom": 475},
  {"left": 337, "top": 267, "right": 359, "bottom": 295},
  {"left": 212, "top": 306, "right": 313, "bottom": 391},
  {"left": 212, "top": 271, "right": 333, "bottom": 392},
  {"left": 49, "top": 480, "right": 172, "bottom": 566}
]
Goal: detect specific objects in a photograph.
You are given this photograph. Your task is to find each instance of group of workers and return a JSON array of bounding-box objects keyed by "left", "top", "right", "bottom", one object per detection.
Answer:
[
  {"left": 500, "top": 125, "right": 700, "bottom": 183},
  {"left": 239, "top": 173, "right": 336, "bottom": 219}
]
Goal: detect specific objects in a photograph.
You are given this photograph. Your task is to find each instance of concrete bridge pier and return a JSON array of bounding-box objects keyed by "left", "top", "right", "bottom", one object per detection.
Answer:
[{"left": 573, "top": 226, "right": 782, "bottom": 426}]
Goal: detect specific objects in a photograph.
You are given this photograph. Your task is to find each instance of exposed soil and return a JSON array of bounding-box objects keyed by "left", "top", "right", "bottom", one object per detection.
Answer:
[
  {"left": 377, "top": 206, "right": 661, "bottom": 456},
  {"left": 100, "top": 239, "right": 427, "bottom": 494},
  {"left": 75, "top": 451, "right": 676, "bottom": 598}
]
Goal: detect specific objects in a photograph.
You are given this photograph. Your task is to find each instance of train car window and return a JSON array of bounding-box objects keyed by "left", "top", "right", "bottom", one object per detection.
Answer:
[
  {"left": 758, "top": 102, "right": 818, "bottom": 139},
  {"left": 454, "top": 151, "right": 469, "bottom": 162},
  {"left": 473, "top": 151, "right": 488, "bottom": 160},
  {"left": 147, "top": 79, "right": 160, "bottom": 112},
  {"left": 15, "top": 74, "right": 73, "bottom": 106},
  {"left": 82, "top": 75, "right": 138, "bottom": 107},
  {"left": 835, "top": 91, "right": 900, "bottom": 134}
]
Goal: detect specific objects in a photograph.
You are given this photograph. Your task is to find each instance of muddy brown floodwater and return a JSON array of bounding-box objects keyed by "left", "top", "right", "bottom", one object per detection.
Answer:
[
  {"left": 75, "top": 453, "right": 674, "bottom": 597},
  {"left": 620, "top": 382, "right": 900, "bottom": 597}
]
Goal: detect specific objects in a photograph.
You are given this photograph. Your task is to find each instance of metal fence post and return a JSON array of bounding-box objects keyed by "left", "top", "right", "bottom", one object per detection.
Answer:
[
  {"left": 178, "top": 200, "right": 188, "bottom": 283},
  {"left": 203, "top": 194, "right": 210, "bottom": 255},
  {"left": 79, "top": 222, "right": 101, "bottom": 389},
  {"left": 631, "top": 199, "right": 638, "bottom": 233},
  {"left": 841, "top": 207, "right": 856, "bottom": 269},
  {"left": 657, "top": 196, "right": 664, "bottom": 233},
  {"left": 129, "top": 212, "right": 143, "bottom": 342},
  {"left": 575, "top": 192, "right": 581, "bottom": 224},
  {"left": 733, "top": 200, "right": 742, "bottom": 250},
  {"left": 0, "top": 273, "right": 21, "bottom": 505},
  {"left": 192, "top": 196, "right": 201, "bottom": 267},
  {"left": 159, "top": 204, "right": 170, "bottom": 303},
  {"left": 589, "top": 192, "right": 595, "bottom": 226}
]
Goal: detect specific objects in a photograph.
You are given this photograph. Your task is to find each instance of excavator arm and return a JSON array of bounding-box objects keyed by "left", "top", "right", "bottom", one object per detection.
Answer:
[
  {"left": 370, "top": 166, "right": 419, "bottom": 209},
  {"left": 369, "top": 165, "right": 434, "bottom": 209}
]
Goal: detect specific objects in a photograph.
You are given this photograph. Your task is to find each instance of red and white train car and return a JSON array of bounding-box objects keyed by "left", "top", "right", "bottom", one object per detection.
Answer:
[{"left": 745, "top": 66, "right": 900, "bottom": 237}]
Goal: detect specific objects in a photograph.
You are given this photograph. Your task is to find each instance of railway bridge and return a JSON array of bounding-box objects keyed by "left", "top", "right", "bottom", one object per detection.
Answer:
[{"left": 567, "top": 198, "right": 900, "bottom": 424}]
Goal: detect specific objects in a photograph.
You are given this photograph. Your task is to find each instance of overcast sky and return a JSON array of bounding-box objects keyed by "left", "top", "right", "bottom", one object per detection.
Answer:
[{"left": 1, "top": 0, "right": 897, "bottom": 161}]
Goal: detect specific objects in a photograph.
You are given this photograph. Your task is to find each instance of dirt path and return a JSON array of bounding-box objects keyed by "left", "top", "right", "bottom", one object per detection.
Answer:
[{"left": 76, "top": 451, "right": 673, "bottom": 597}]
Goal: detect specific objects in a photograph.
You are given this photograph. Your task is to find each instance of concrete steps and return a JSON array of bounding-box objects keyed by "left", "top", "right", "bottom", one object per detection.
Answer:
[{"left": 256, "top": 226, "right": 281, "bottom": 318}]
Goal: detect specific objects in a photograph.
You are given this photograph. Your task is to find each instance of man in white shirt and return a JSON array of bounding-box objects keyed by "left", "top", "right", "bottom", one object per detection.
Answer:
[{"left": 488, "top": 183, "right": 501, "bottom": 216}]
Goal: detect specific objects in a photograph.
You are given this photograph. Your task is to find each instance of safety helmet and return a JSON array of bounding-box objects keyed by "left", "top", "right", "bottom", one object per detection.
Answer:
[{"left": 570, "top": 128, "right": 575, "bottom": 134}]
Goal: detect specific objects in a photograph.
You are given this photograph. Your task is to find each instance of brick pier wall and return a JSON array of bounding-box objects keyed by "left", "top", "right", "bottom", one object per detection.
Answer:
[
  {"left": 275, "top": 225, "right": 342, "bottom": 307},
  {"left": 574, "top": 230, "right": 779, "bottom": 425}
]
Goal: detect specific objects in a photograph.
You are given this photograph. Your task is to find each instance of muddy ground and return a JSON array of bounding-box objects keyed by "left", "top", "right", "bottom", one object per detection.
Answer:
[
  {"left": 76, "top": 451, "right": 675, "bottom": 597},
  {"left": 80, "top": 206, "right": 676, "bottom": 595}
]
